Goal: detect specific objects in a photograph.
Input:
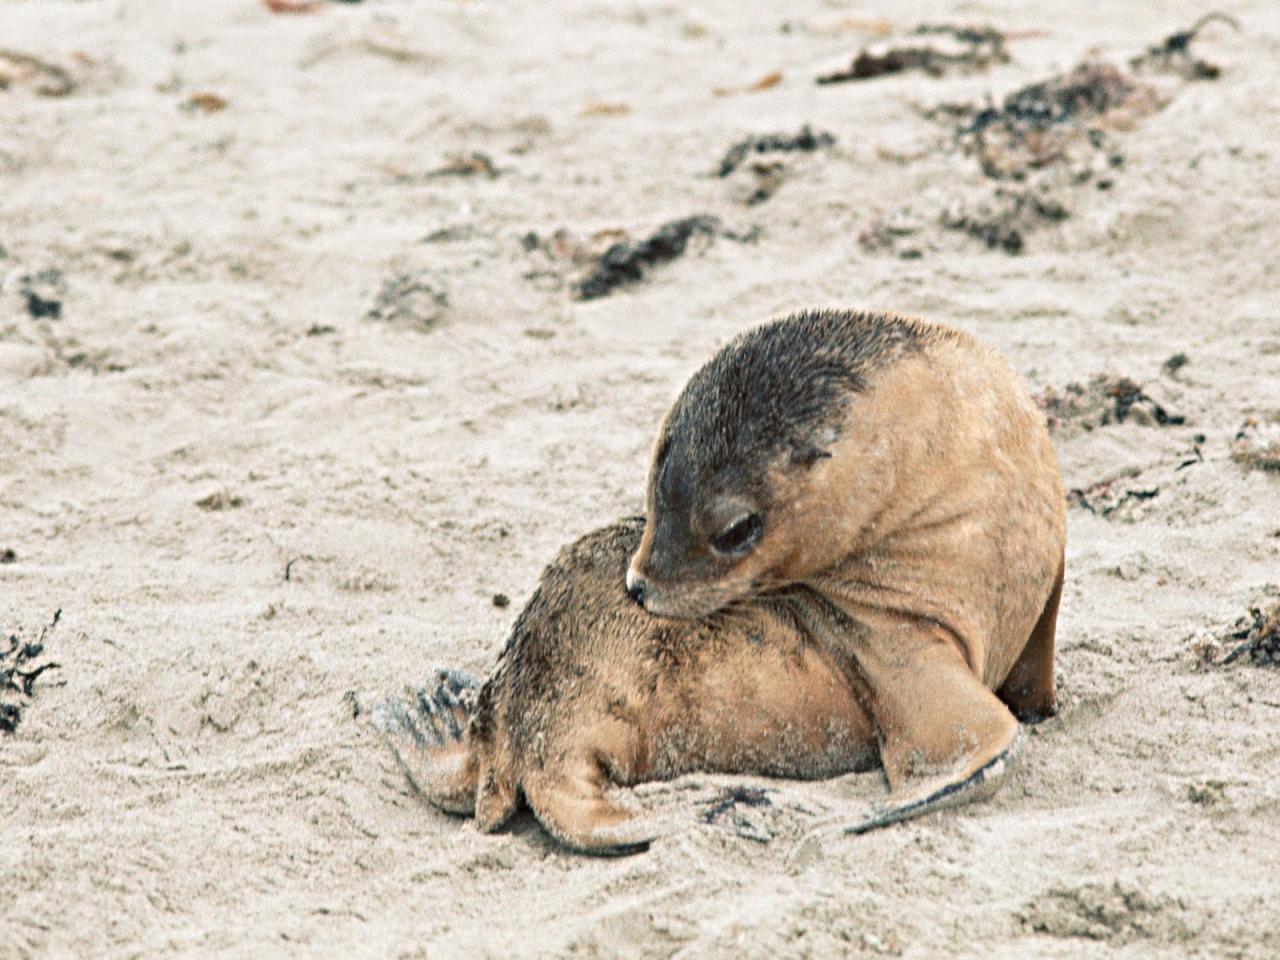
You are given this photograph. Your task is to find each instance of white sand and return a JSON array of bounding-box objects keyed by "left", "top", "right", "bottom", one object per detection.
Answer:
[{"left": 2, "top": 1, "right": 1278, "bottom": 957}]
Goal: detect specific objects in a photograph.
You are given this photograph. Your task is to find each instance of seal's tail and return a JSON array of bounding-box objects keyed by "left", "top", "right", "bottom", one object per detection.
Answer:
[{"left": 373, "top": 668, "right": 481, "bottom": 815}]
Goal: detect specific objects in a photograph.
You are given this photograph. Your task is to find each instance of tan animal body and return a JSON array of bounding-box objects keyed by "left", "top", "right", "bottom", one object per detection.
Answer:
[
  {"left": 376, "top": 313, "right": 1065, "bottom": 851},
  {"left": 624, "top": 309, "right": 1066, "bottom": 814},
  {"left": 378, "top": 518, "right": 897, "bottom": 853}
]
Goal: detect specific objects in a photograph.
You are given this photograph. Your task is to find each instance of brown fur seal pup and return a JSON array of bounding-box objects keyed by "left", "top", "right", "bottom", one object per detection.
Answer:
[
  {"left": 624, "top": 309, "right": 1066, "bottom": 820},
  {"left": 376, "top": 518, "right": 1027, "bottom": 854}
]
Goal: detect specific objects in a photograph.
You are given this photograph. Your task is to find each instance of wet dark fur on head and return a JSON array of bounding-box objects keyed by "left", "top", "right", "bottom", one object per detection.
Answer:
[
  {"left": 638, "top": 310, "right": 952, "bottom": 594},
  {"left": 656, "top": 310, "right": 944, "bottom": 487}
]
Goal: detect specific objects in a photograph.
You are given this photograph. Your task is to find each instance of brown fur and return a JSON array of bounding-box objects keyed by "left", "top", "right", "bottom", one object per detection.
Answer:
[
  {"left": 623, "top": 309, "right": 1066, "bottom": 829},
  {"left": 377, "top": 310, "right": 1066, "bottom": 852},
  {"left": 377, "top": 519, "right": 880, "bottom": 852}
]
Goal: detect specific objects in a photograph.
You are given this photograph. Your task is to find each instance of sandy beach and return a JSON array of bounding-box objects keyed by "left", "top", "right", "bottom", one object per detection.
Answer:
[{"left": 2, "top": 1, "right": 1279, "bottom": 957}]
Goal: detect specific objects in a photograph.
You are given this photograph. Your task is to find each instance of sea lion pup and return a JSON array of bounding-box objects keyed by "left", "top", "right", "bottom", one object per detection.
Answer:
[
  {"left": 377, "top": 518, "right": 882, "bottom": 854},
  {"left": 625, "top": 309, "right": 1066, "bottom": 822},
  {"left": 375, "top": 517, "right": 1031, "bottom": 854}
]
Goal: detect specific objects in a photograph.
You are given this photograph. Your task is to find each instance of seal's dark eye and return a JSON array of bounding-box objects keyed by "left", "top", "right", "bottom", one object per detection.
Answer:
[{"left": 709, "top": 514, "right": 763, "bottom": 557}]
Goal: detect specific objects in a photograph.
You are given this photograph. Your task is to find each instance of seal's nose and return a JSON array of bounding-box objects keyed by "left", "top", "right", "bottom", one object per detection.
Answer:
[{"left": 625, "top": 570, "right": 647, "bottom": 606}]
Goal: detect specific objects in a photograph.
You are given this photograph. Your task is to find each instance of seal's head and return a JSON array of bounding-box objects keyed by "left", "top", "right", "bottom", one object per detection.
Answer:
[{"left": 626, "top": 309, "right": 926, "bottom": 619}]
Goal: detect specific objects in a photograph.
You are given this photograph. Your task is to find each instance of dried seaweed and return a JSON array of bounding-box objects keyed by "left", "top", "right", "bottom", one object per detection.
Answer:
[
  {"left": 1131, "top": 12, "right": 1240, "bottom": 81},
  {"left": 700, "top": 786, "right": 774, "bottom": 843},
  {"left": 817, "top": 24, "right": 1008, "bottom": 84},
  {"left": 19, "top": 269, "right": 65, "bottom": 320},
  {"left": 860, "top": 18, "right": 1233, "bottom": 257},
  {"left": 1, "top": 610, "right": 61, "bottom": 734},
  {"left": 366, "top": 271, "right": 448, "bottom": 329},
  {"left": 717, "top": 125, "right": 835, "bottom": 177},
  {"left": 182, "top": 92, "right": 228, "bottom": 113},
  {"left": 574, "top": 215, "right": 719, "bottom": 301},
  {"left": 1067, "top": 479, "right": 1159, "bottom": 517},
  {"left": 1221, "top": 603, "right": 1280, "bottom": 667},
  {"left": 941, "top": 188, "right": 1068, "bottom": 253},
  {"left": 1231, "top": 417, "right": 1280, "bottom": 474},
  {"left": 1036, "top": 375, "right": 1185, "bottom": 435},
  {"left": 955, "top": 62, "right": 1163, "bottom": 183},
  {"left": 426, "top": 152, "right": 499, "bottom": 180}
]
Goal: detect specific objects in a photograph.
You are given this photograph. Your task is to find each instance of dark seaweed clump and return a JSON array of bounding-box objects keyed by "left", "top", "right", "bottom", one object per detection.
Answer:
[
  {"left": 717, "top": 125, "right": 836, "bottom": 177},
  {"left": 1036, "top": 375, "right": 1185, "bottom": 435},
  {"left": 955, "top": 62, "right": 1156, "bottom": 182},
  {"left": 575, "top": 215, "right": 719, "bottom": 301},
  {"left": 700, "top": 786, "right": 774, "bottom": 843},
  {"left": 1222, "top": 603, "right": 1280, "bottom": 667},
  {"left": 816, "top": 24, "right": 1009, "bottom": 84},
  {"left": 1, "top": 610, "right": 61, "bottom": 733}
]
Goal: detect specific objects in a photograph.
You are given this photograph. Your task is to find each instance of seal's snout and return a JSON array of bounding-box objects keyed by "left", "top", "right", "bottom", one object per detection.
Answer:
[{"left": 625, "top": 570, "right": 647, "bottom": 607}]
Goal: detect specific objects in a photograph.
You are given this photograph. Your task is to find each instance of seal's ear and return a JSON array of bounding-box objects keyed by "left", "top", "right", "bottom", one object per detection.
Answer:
[{"left": 790, "top": 445, "right": 832, "bottom": 468}]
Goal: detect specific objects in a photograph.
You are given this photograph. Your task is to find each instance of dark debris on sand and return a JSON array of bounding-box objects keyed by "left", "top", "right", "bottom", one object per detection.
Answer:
[
  {"left": 952, "top": 62, "right": 1161, "bottom": 183},
  {"left": 1130, "top": 12, "right": 1240, "bottom": 81},
  {"left": 717, "top": 124, "right": 835, "bottom": 177},
  {"left": 366, "top": 270, "right": 449, "bottom": 329},
  {"left": 1222, "top": 602, "right": 1280, "bottom": 667},
  {"left": 942, "top": 187, "right": 1068, "bottom": 254},
  {"left": 574, "top": 215, "right": 720, "bottom": 301},
  {"left": 1036, "top": 375, "right": 1186, "bottom": 436},
  {"left": 1231, "top": 417, "right": 1280, "bottom": 474},
  {"left": 1, "top": 610, "right": 62, "bottom": 734},
  {"left": 426, "top": 151, "right": 500, "bottom": 180},
  {"left": 20, "top": 269, "right": 66, "bottom": 320},
  {"left": 1067, "top": 476, "right": 1159, "bottom": 518},
  {"left": 816, "top": 24, "right": 1009, "bottom": 84},
  {"left": 736, "top": 162, "right": 788, "bottom": 206},
  {"left": 0, "top": 48, "right": 76, "bottom": 97},
  {"left": 195, "top": 490, "right": 245, "bottom": 511},
  {"left": 716, "top": 125, "right": 836, "bottom": 206},
  {"left": 926, "top": 59, "right": 1161, "bottom": 253},
  {"left": 863, "top": 18, "right": 1232, "bottom": 257},
  {"left": 700, "top": 786, "right": 774, "bottom": 844},
  {"left": 953, "top": 13, "right": 1236, "bottom": 180}
]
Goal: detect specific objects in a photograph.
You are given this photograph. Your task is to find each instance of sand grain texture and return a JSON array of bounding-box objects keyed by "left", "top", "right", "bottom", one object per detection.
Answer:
[{"left": 2, "top": 1, "right": 1279, "bottom": 958}]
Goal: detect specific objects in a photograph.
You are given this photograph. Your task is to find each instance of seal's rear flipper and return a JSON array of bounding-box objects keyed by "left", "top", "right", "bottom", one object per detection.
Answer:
[
  {"left": 373, "top": 668, "right": 482, "bottom": 815},
  {"left": 997, "top": 555, "right": 1064, "bottom": 724},
  {"left": 524, "top": 758, "right": 658, "bottom": 856},
  {"left": 847, "top": 621, "right": 1021, "bottom": 832}
]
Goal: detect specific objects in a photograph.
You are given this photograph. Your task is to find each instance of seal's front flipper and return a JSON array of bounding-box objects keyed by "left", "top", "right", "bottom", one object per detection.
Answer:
[
  {"left": 848, "top": 622, "right": 1020, "bottom": 833},
  {"left": 373, "top": 668, "right": 482, "bottom": 815},
  {"left": 845, "top": 734, "right": 1018, "bottom": 834},
  {"left": 524, "top": 756, "right": 657, "bottom": 856}
]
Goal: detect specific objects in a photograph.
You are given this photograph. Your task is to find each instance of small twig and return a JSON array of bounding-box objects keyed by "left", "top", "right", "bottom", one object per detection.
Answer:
[
  {"left": 1173, "top": 12, "right": 1243, "bottom": 51},
  {"left": 39, "top": 609, "right": 61, "bottom": 644},
  {"left": 283, "top": 553, "right": 318, "bottom": 582}
]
